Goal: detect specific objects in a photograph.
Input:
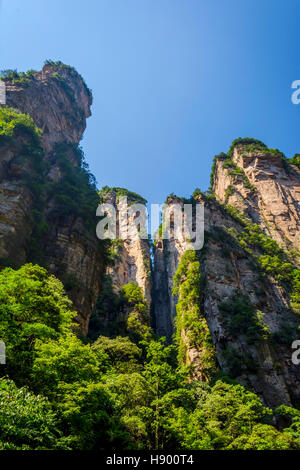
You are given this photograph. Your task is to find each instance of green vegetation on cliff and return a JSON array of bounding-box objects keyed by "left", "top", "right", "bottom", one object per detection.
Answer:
[
  {"left": 219, "top": 292, "right": 270, "bottom": 344},
  {"left": 172, "top": 250, "right": 217, "bottom": 381},
  {"left": 0, "top": 70, "right": 37, "bottom": 87},
  {"left": 209, "top": 137, "right": 298, "bottom": 191},
  {"left": 225, "top": 216, "right": 300, "bottom": 315},
  {"left": 89, "top": 278, "right": 149, "bottom": 340},
  {"left": 0, "top": 107, "right": 41, "bottom": 142},
  {"left": 49, "top": 143, "right": 100, "bottom": 232},
  {"left": 0, "top": 107, "right": 50, "bottom": 263},
  {"left": 100, "top": 186, "right": 147, "bottom": 206}
]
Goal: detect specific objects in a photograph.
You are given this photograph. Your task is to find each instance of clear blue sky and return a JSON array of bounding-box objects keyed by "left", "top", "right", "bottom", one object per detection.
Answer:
[{"left": 0, "top": 0, "right": 300, "bottom": 204}]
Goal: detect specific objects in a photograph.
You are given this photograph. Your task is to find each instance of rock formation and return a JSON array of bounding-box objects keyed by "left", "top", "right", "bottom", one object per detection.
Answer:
[
  {"left": 212, "top": 141, "right": 300, "bottom": 251},
  {"left": 101, "top": 189, "right": 151, "bottom": 304},
  {"left": 152, "top": 141, "right": 300, "bottom": 408},
  {"left": 0, "top": 66, "right": 299, "bottom": 409},
  {"left": 0, "top": 64, "right": 100, "bottom": 333}
]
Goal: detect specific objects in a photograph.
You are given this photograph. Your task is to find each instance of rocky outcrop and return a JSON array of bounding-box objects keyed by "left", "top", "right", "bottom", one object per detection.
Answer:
[
  {"left": 102, "top": 189, "right": 152, "bottom": 304},
  {"left": 5, "top": 64, "right": 92, "bottom": 155},
  {"left": 213, "top": 144, "right": 300, "bottom": 252},
  {"left": 0, "top": 64, "right": 101, "bottom": 333},
  {"left": 152, "top": 188, "right": 300, "bottom": 408}
]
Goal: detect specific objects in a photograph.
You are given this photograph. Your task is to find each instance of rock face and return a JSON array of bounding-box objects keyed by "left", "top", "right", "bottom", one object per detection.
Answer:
[
  {"left": 152, "top": 154, "right": 300, "bottom": 407},
  {"left": 152, "top": 197, "right": 187, "bottom": 340},
  {"left": 212, "top": 145, "right": 300, "bottom": 251},
  {"left": 0, "top": 136, "right": 35, "bottom": 265},
  {"left": 0, "top": 64, "right": 101, "bottom": 333},
  {"left": 198, "top": 194, "right": 299, "bottom": 407},
  {"left": 5, "top": 65, "right": 92, "bottom": 154},
  {"left": 102, "top": 190, "right": 152, "bottom": 304}
]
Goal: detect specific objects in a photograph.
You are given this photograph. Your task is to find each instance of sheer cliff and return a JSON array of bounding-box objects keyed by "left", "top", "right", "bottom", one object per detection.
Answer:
[
  {"left": 88, "top": 187, "right": 152, "bottom": 338},
  {"left": 152, "top": 141, "right": 300, "bottom": 408},
  {"left": 211, "top": 139, "right": 300, "bottom": 252},
  {"left": 0, "top": 63, "right": 101, "bottom": 332}
]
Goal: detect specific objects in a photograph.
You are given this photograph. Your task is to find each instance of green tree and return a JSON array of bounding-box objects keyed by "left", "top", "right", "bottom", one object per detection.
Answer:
[
  {"left": 57, "top": 381, "right": 120, "bottom": 450},
  {"left": 0, "top": 378, "right": 68, "bottom": 450},
  {"left": 31, "top": 334, "right": 108, "bottom": 398},
  {"left": 92, "top": 336, "right": 142, "bottom": 373},
  {"left": 141, "top": 339, "right": 184, "bottom": 449},
  {"left": 165, "top": 380, "right": 299, "bottom": 450},
  {"left": 0, "top": 264, "right": 74, "bottom": 383}
]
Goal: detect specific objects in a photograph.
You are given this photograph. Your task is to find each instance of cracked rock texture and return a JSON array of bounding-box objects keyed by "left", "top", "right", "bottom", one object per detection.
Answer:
[
  {"left": 102, "top": 190, "right": 152, "bottom": 304},
  {"left": 213, "top": 145, "right": 300, "bottom": 251}
]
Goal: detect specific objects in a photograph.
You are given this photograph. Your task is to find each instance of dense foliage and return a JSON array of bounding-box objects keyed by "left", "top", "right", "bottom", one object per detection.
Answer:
[
  {"left": 0, "top": 378, "right": 68, "bottom": 450},
  {"left": 172, "top": 251, "right": 217, "bottom": 381},
  {"left": 49, "top": 143, "right": 100, "bottom": 232},
  {"left": 0, "top": 107, "right": 41, "bottom": 142},
  {"left": 227, "top": 137, "right": 267, "bottom": 157},
  {"left": 0, "top": 264, "right": 299, "bottom": 450},
  {"left": 0, "top": 264, "right": 74, "bottom": 384},
  {"left": 219, "top": 292, "right": 269, "bottom": 344},
  {"left": 89, "top": 278, "right": 150, "bottom": 340},
  {"left": 0, "top": 69, "right": 37, "bottom": 87},
  {"left": 100, "top": 186, "right": 147, "bottom": 206},
  {"left": 288, "top": 154, "right": 300, "bottom": 169}
]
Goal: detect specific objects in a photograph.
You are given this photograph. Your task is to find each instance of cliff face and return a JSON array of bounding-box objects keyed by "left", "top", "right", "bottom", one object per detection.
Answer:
[
  {"left": 0, "top": 64, "right": 101, "bottom": 333},
  {"left": 213, "top": 144, "right": 300, "bottom": 252},
  {"left": 198, "top": 195, "right": 299, "bottom": 407},
  {"left": 152, "top": 198, "right": 187, "bottom": 340},
  {"left": 104, "top": 191, "right": 151, "bottom": 304},
  {"left": 0, "top": 135, "right": 36, "bottom": 265},
  {"left": 152, "top": 146, "right": 300, "bottom": 408},
  {"left": 86, "top": 188, "right": 152, "bottom": 339},
  {"left": 5, "top": 65, "right": 92, "bottom": 154}
]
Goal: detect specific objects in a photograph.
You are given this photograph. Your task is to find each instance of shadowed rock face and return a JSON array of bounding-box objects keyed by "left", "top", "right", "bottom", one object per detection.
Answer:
[{"left": 0, "top": 137, "right": 35, "bottom": 265}]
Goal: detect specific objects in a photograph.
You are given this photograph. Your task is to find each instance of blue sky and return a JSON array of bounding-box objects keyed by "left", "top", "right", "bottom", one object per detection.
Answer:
[{"left": 0, "top": 0, "right": 300, "bottom": 204}]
